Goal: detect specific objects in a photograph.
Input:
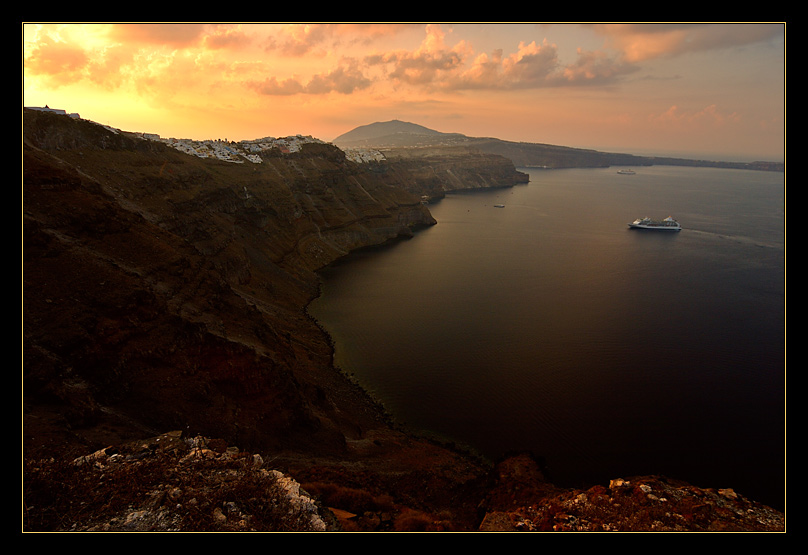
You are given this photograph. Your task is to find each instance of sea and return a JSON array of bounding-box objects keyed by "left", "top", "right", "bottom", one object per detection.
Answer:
[{"left": 307, "top": 165, "right": 786, "bottom": 511}]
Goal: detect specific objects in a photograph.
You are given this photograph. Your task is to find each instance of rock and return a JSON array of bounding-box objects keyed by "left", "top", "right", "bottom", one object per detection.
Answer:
[
  {"left": 24, "top": 433, "right": 785, "bottom": 532},
  {"left": 25, "top": 433, "right": 335, "bottom": 531},
  {"left": 476, "top": 474, "right": 784, "bottom": 532}
]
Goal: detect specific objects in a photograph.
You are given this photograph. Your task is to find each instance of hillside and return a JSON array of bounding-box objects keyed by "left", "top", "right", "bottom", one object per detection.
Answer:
[{"left": 22, "top": 109, "right": 784, "bottom": 532}]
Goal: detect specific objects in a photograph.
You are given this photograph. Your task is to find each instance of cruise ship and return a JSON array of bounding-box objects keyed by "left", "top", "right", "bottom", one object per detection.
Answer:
[{"left": 628, "top": 216, "right": 682, "bottom": 231}]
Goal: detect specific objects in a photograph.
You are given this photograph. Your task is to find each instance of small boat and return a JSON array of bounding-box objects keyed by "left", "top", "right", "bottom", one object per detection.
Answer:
[
  {"left": 494, "top": 204, "right": 505, "bottom": 208},
  {"left": 617, "top": 169, "right": 636, "bottom": 175},
  {"left": 628, "top": 216, "right": 681, "bottom": 231}
]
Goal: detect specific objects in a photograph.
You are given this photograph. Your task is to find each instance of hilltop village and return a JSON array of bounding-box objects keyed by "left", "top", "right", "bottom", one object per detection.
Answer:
[
  {"left": 24, "top": 105, "right": 386, "bottom": 165},
  {"left": 161, "top": 135, "right": 386, "bottom": 165}
]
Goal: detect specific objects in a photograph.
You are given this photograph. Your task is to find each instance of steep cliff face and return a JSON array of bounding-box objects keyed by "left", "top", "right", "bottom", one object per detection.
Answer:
[
  {"left": 23, "top": 109, "right": 447, "bottom": 460},
  {"left": 372, "top": 145, "right": 530, "bottom": 200}
]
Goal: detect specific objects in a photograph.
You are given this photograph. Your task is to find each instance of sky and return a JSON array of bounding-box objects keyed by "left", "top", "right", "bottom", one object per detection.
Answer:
[{"left": 23, "top": 23, "right": 785, "bottom": 161}]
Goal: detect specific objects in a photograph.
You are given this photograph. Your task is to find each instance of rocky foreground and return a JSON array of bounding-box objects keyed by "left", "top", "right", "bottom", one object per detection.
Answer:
[
  {"left": 24, "top": 431, "right": 784, "bottom": 532},
  {"left": 22, "top": 109, "right": 784, "bottom": 532}
]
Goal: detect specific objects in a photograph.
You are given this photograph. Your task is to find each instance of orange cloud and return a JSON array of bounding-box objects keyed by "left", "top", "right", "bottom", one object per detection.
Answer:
[
  {"left": 650, "top": 104, "right": 742, "bottom": 129},
  {"left": 108, "top": 23, "right": 208, "bottom": 47},
  {"left": 261, "top": 23, "right": 419, "bottom": 57},
  {"left": 201, "top": 24, "right": 252, "bottom": 50},
  {"left": 364, "top": 24, "right": 468, "bottom": 88},
  {"left": 24, "top": 31, "right": 89, "bottom": 86},
  {"left": 249, "top": 62, "right": 371, "bottom": 96},
  {"left": 588, "top": 23, "right": 784, "bottom": 63},
  {"left": 367, "top": 27, "right": 635, "bottom": 92},
  {"left": 558, "top": 47, "right": 638, "bottom": 84},
  {"left": 263, "top": 23, "right": 333, "bottom": 57}
]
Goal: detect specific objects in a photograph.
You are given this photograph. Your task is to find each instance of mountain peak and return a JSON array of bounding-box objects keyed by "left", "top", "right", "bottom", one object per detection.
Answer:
[{"left": 332, "top": 120, "right": 451, "bottom": 147}]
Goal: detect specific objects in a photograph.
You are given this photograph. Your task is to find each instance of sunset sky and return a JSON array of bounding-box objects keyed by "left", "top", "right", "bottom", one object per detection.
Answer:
[{"left": 23, "top": 23, "right": 785, "bottom": 161}]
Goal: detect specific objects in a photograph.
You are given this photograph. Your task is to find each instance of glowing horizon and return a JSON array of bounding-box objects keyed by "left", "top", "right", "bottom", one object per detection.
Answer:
[{"left": 23, "top": 23, "right": 785, "bottom": 162}]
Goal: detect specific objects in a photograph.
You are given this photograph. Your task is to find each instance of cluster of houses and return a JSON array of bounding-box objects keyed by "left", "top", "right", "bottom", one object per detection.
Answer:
[
  {"left": 24, "top": 105, "right": 387, "bottom": 165},
  {"left": 160, "top": 136, "right": 386, "bottom": 166},
  {"left": 162, "top": 135, "right": 332, "bottom": 164},
  {"left": 341, "top": 148, "right": 386, "bottom": 164}
]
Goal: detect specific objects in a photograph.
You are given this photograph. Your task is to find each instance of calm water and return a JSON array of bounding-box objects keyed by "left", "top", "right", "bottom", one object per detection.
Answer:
[{"left": 308, "top": 166, "right": 785, "bottom": 510}]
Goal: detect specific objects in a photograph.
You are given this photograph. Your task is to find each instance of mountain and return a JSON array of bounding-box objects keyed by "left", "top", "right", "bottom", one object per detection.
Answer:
[
  {"left": 333, "top": 119, "right": 440, "bottom": 141},
  {"left": 333, "top": 119, "right": 466, "bottom": 148}
]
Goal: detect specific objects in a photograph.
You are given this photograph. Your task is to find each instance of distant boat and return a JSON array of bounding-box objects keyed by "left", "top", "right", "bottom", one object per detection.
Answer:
[
  {"left": 628, "top": 216, "right": 681, "bottom": 231},
  {"left": 617, "top": 169, "right": 636, "bottom": 175},
  {"left": 494, "top": 204, "right": 505, "bottom": 208}
]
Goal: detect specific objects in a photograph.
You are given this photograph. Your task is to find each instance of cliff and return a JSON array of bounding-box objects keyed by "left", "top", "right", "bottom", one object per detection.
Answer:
[
  {"left": 23, "top": 109, "right": 438, "bottom": 459},
  {"left": 22, "top": 109, "right": 784, "bottom": 532},
  {"left": 368, "top": 145, "right": 529, "bottom": 201}
]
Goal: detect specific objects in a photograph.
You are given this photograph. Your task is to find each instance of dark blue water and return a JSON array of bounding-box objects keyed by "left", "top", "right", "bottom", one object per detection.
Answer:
[{"left": 308, "top": 166, "right": 785, "bottom": 510}]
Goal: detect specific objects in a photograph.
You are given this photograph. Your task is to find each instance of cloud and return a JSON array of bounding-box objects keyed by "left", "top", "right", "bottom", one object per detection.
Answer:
[
  {"left": 650, "top": 104, "right": 742, "bottom": 129},
  {"left": 261, "top": 24, "right": 332, "bottom": 57},
  {"left": 109, "top": 23, "right": 208, "bottom": 47},
  {"left": 369, "top": 26, "right": 638, "bottom": 92},
  {"left": 556, "top": 47, "right": 639, "bottom": 85},
  {"left": 24, "top": 23, "right": 259, "bottom": 102},
  {"left": 24, "top": 25, "right": 138, "bottom": 90},
  {"left": 24, "top": 31, "right": 89, "bottom": 87},
  {"left": 588, "top": 23, "right": 784, "bottom": 63},
  {"left": 201, "top": 25, "right": 252, "bottom": 50},
  {"left": 305, "top": 62, "right": 372, "bottom": 94},
  {"left": 249, "top": 76, "right": 304, "bottom": 96},
  {"left": 261, "top": 23, "right": 419, "bottom": 57},
  {"left": 20, "top": 23, "right": 676, "bottom": 100},
  {"left": 373, "top": 25, "right": 469, "bottom": 88},
  {"left": 448, "top": 40, "right": 559, "bottom": 90},
  {"left": 248, "top": 23, "right": 650, "bottom": 97},
  {"left": 24, "top": 24, "right": 200, "bottom": 90},
  {"left": 249, "top": 61, "right": 371, "bottom": 96},
  {"left": 25, "top": 21, "right": 783, "bottom": 138}
]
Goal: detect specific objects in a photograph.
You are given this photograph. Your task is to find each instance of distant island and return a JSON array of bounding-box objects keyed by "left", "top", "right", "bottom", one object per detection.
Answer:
[{"left": 332, "top": 119, "right": 784, "bottom": 173}]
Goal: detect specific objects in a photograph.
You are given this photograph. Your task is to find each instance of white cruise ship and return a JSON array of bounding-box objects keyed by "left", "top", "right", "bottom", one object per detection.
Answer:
[{"left": 628, "top": 216, "right": 682, "bottom": 231}]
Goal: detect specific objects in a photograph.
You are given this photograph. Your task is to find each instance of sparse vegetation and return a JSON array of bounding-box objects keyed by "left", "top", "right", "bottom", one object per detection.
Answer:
[{"left": 23, "top": 435, "right": 326, "bottom": 532}]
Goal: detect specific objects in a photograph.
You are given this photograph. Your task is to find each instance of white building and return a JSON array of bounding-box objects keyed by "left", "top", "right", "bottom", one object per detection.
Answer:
[{"left": 25, "top": 105, "right": 81, "bottom": 119}]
